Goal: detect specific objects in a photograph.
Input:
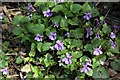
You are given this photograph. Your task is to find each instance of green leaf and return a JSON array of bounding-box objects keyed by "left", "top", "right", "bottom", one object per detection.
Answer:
[
  {"left": 37, "top": 42, "right": 43, "bottom": 52},
  {"left": 92, "top": 66, "right": 109, "bottom": 78},
  {"left": 16, "top": 56, "right": 23, "bottom": 64},
  {"left": 71, "top": 51, "right": 83, "bottom": 59},
  {"left": 31, "top": 43, "right": 36, "bottom": 50},
  {"left": 102, "top": 24, "right": 111, "bottom": 34},
  {"left": 110, "top": 59, "right": 120, "bottom": 71},
  {"left": 52, "top": 5, "right": 64, "bottom": 12},
  {"left": 71, "top": 39, "right": 82, "bottom": 48},
  {"left": 42, "top": 43, "right": 52, "bottom": 51},
  {"left": 91, "top": 8, "right": 99, "bottom": 17},
  {"left": 32, "top": 24, "right": 45, "bottom": 34},
  {"left": 51, "top": 15, "right": 62, "bottom": 23},
  {"left": 84, "top": 44, "right": 94, "bottom": 52},
  {"left": 70, "top": 4, "right": 82, "bottom": 13},
  {"left": 13, "top": 15, "right": 24, "bottom": 24},
  {"left": 60, "top": 18, "right": 68, "bottom": 28},
  {"left": 82, "top": 2, "right": 92, "bottom": 13},
  {"left": 68, "top": 18, "right": 79, "bottom": 25},
  {"left": 27, "top": 24, "right": 45, "bottom": 34},
  {"left": 45, "top": 75, "right": 55, "bottom": 79},
  {"left": 12, "top": 27, "right": 22, "bottom": 35},
  {"left": 70, "top": 28, "right": 83, "bottom": 38},
  {"left": 86, "top": 69, "right": 93, "bottom": 76},
  {"left": 108, "top": 47, "right": 119, "bottom": 54}
]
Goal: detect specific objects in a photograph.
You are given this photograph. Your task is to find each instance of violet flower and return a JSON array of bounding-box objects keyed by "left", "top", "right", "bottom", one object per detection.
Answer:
[
  {"left": 57, "top": 0, "right": 65, "bottom": 3},
  {"left": 0, "top": 13, "right": 4, "bottom": 19},
  {"left": 111, "top": 41, "right": 116, "bottom": 49},
  {"left": 43, "top": 9, "right": 52, "bottom": 17},
  {"left": 49, "top": 32, "right": 56, "bottom": 41},
  {"left": 113, "top": 25, "right": 120, "bottom": 29},
  {"left": 54, "top": 40, "right": 64, "bottom": 50},
  {"left": 65, "top": 32, "right": 70, "bottom": 37},
  {"left": 95, "top": 18, "right": 100, "bottom": 26},
  {"left": 28, "top": 4, "right": 34, "bottom": 11},
  {"left": 0, "top": 68, "right": 8, "bottom": 75},
  {"left": 34, "top": 34, "right": 43, "bottom": 42},
  {"left": 110, "top": 32, "right": 116, "bottom": 39},
  {"left": 81, "top": 63, "right": 92, "bottom": 73},
  {"left": 95, "top": 34, "right": 100, "bottom": 39},
  {"left": 86, "top": 28, "right": 92, "bottom": 38},
  {"left": 84, "top": 11, "right": 92, "bottom": 20},
  {"left": 93, "top": 46, "right": 103, "bottom": 56},
  {"left": 62, "top": 53, "right": 72, "bottom": 65},
  {"left": 54, "top": 22, "right": 59, "bottom": 28}
]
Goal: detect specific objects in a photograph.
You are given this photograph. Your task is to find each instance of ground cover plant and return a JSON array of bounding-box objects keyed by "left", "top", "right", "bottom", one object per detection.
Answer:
[{"left": 0, "top": 1, "right": 120, "bottom": 79}]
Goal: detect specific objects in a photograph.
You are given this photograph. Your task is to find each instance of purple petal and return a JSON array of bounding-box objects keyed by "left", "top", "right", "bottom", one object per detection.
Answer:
[{"left": 110, "top": 32, "right": 116, "bottom": 39}]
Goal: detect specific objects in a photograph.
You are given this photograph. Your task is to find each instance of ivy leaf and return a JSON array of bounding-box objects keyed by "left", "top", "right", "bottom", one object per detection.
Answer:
[
  {"left": 16, "top": 56, "right": 23, "bottom": 64},
  {"left": 110, "top": 59, "right": 120, "bottom": 71},
  {"left": 52, "top": 5, "right": 64, "bottom": 12},
  {"left": 42, "top": 43, "right": 52, "bottom": 51},
  {"left": 92, "top": 66, "right": 109, "bottom": 78},
  {"left": 70, "top": 4, "right": 82, "bottom": 13}
]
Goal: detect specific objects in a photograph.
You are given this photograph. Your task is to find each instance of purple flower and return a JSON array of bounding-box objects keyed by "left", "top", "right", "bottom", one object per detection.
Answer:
[
  {"left": 113, "top": 25, "right": 120, "bottom": 29},
  {"left": 54, "top": 40, "right": 64, "bottom": 50},
  {"left": 43, "top": 9, "right": 52, "bottom": 17},
  {"left": 93, "top": 46, "right": 103, "bottom": 55},
  {"left": 49, "top": 32, "right": 56, "bottom": 41},
  {"left": 84, "top": 11, "right": 92, "bottom": 20},
  {"left": 111, "top": 41, "right": 116, "bottom": 49},
  {"left": 95, "top": 18, "right": 100, "bottom": 26},
  {"left": 110, "top": 32, "right": 116, "bottom": 39},
  {"left": 81, "top": 63, "right": 92, "bottom": 73},
  {"left": 0, "top": 13, "right": 4, "bottom": 19},
  {"left": 95, "top": 34, "right": 100, "bottom": 39},
  {"left": 54, "top": 22, "right": 59, "bottom": 28},
  {"left": 34, "top": 34, "right": 43, "bottom": 42},
  {"left": 86, "top": 28, "right": 92, "bottom": 38},
  {"left": 28, "top": 4, "right": 34, "bottom": 11},
  {"left": 62, "top": 53, "right": 72, "bottom": 65},
  {"left": 0, "top": 68, "right": 8, "bottom": 75},
  {"left": 57, "top": 0, "right": 65, "bottom": 3},
  {"left": 65, "top": 32, "right": 70, "bottom": 37}
]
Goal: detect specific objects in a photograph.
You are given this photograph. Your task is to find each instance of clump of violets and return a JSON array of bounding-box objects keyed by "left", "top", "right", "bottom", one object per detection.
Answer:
[
  {"left": 84, "top": 11, "right": 92, "bottom": 20},
  {"left": 54, "top": 22, "right": 59, "bottom": 28},
  {"left": 43, "top": 9, "right": 52, "bottom": 17},
  {"left": 93, "top": 46, "right": 103, "bottom": 55},
  {"left": 111, "top": 41, "right": 116, "bottom": 49},
  {"left": 54, "top": 40, "right": 64, "bottom": 50},
  {"left": 34, "top": 34, "right": 43, "bottom": 42},
  {"left": 62, "top": 53, "right": 72, "bottom": 65},
  {"left": 49, "top": 32, "right": 56, "bottom": 41},
  {"left": 86, "top": 28, "right": 92, "bottom": 38},
  {"left": 81, "top": 59, "right": 92, "bottom": 73},
  {"left": 110, "top": 32, "right": 116, "bottom": 39},
  {"left": 0, "top": 68, "right": 8, "bottom": 75},
  {"left": 28, "top": 4, "right": 34, "bottom": 11}
]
